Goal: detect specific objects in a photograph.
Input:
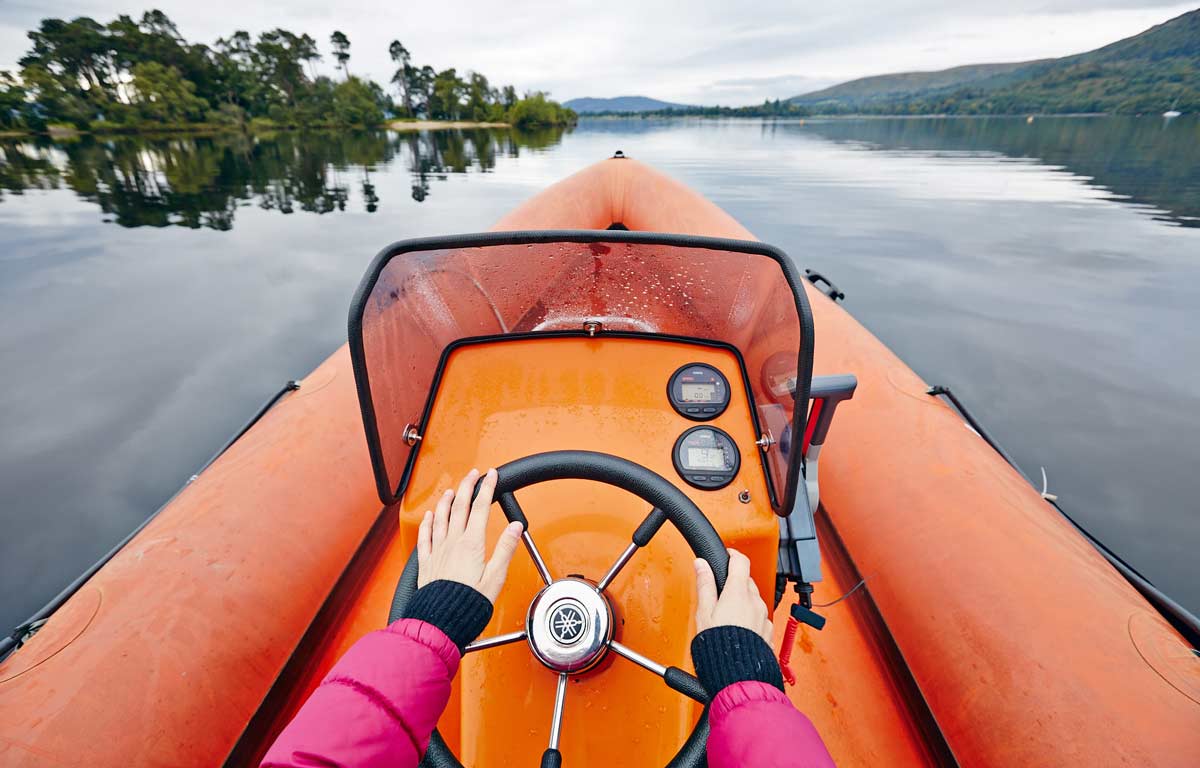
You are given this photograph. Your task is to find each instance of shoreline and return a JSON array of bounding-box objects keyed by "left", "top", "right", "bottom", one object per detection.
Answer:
[
  {"left": 388, "top": 120, "right": 510, "bottom": 130},
  {"left": 575, "top": 112, "right": 1119, "bottom": 121},
  {"left": 0, "top": 119, "right": 517, "bottom": 140}
]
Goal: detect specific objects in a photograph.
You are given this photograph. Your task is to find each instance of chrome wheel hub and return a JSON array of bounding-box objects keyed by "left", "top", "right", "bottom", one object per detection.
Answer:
[{"left": 526, "top": 577, "right": 613, "bottom": 673}]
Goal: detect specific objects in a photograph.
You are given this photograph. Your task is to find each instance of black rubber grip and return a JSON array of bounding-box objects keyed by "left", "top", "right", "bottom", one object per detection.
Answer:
[
  {"left": 633, "top": 507, "right": 669, "bottom": 547},
  {"left": 497, "top": 492, "right": 528, "bottom": 528},
  {"left": 664, "top": 666, "right": 711, "bottom": 704},
  {"left": 540, "top": 748, "right": 563, "bottom": 768}
]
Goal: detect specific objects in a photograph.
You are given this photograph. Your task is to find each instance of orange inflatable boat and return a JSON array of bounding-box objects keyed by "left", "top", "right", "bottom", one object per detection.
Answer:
[{"left": 2, "top": 155, "right": 1198, "bottom": 767}]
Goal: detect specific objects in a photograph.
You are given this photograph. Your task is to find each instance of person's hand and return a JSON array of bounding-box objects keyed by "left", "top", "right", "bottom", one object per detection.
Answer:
[
  {"left": 417, "top": 468, "right": 524, "bottom": 603},
  {"left": 693, "top": 548, "right": 773, "bottom": 643}
]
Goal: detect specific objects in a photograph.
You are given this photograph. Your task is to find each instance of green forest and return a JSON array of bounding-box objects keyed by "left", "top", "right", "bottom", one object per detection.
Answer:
[{"left": 0, "top": 10, "right": 576, "bottom": 134}]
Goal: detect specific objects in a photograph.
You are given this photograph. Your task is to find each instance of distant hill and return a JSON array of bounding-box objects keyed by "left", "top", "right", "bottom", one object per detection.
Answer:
[
  {"left": 790, "top": 61, "right": 1043, "bottom": 110},
  {"left": 791, "top": 8, "right": 1200, "bottom": 115},
  {"left": 564, "top": 96, "right": 694, "bottom": 113}
]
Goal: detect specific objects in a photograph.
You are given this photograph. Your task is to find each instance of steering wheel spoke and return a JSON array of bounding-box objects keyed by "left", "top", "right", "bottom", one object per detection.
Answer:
[
  {"left": 539, "top": 672, "right": 568, "bottom": 767},
  {"left": 463, "top": 630, "right": 527, "bottom": 654},
  {"left": 609, "top": 640, "right": 710, "bottom": 704},
  {"left": 597, "top": 507, "right": 668, "bottom": 591},
  {"left": 500, "top": 491, "right": 554, "bottom": 585}
]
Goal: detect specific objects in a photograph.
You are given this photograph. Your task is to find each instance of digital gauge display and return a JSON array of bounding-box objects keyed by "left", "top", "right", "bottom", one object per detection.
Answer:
[
  {"left": 686, "top": 447, "right": 726, "bottom": 470},
  {"left": 673, "top": 426, "right": 740, "bottom": 490},
  {"left": 668, "top": 363, "right": 730, "bottom": 420},
  {"left": 681, "top": 383, "right": 717, "bottom": 402}
]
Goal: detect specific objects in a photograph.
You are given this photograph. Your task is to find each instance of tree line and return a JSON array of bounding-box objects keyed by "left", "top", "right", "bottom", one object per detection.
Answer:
[{"left": 0, "top": 10, "right": 576, "bottom": 133}]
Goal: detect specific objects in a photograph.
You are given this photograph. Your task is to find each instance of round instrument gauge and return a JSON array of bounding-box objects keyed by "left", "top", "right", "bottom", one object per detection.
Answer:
[
  {"left": 667, "top": 363, "right": 730, "bottom": 421},
  {"left": 672, "top": 426, "right": 740, "bottom": 490}
]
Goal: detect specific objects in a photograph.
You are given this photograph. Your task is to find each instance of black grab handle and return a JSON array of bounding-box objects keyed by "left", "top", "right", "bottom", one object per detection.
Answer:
[{"left": 804, "top": 269, "right": 844, "bottom": 302}]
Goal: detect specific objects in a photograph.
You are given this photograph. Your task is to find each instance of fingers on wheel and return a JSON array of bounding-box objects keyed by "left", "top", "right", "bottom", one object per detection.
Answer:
[
  {"left": 693, "top": 558, "right": 718, "bottom": 622},
  {"left": 726, "top": 548, "right": 751, "bottom": 586},
  {"left": 416, "top": 510, "right": 433, "bottom": 587},
  {"left": 417, "top": 510, "right": 433, "bottom": 563},
  {"left": 448, "top": 469, "right": 480, "bottom": 534},
  {"left": 467, "top": 468, "right": 498, "bottom": 538},
  {"left": 480, "top": 521, "right": 524, "bottom": 602},
  {"left": 431, "top": 488, "right": 453, "bottom": 547}
]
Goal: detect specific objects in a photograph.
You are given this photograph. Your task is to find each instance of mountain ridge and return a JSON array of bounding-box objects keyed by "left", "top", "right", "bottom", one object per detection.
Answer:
[
  {"left": 563, "top": 96, "right": 693, "bottom": 113},
  {"left": 789, "top": 8, "right": 1199, "bottom": 114},
  {"left": 788, "top": 61, "right": 1046, "bottom": 109}
]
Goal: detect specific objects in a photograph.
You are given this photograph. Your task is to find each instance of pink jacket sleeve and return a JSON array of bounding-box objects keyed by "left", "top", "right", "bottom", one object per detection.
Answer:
[
  {"left": 261, "top": 619, "right": 458, "bottom": 768},
  {"left": 707, "top": 681, "right": 836, "bottom": 767}
]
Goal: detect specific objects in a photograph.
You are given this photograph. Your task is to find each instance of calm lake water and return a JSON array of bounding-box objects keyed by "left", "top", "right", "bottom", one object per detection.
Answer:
[{"left": 1, "top": 116, "right": 1198, "bottom": 633}]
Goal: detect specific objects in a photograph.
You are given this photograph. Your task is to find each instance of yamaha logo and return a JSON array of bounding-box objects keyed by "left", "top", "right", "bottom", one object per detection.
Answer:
[{"left": 548, "top": 602, "right": 586, "bottom": 645}]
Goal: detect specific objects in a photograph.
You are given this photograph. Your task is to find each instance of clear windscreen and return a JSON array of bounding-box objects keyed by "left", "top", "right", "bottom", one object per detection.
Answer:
[{"left": 351, "top": 236, "right": 810, "bottom": 509}]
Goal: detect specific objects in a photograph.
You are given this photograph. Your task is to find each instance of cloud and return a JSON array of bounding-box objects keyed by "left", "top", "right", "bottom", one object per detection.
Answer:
[
  {"left": 1, "top": 1, "right": 1194, "bottom": 105},
  {"left": 699, "top": 74, "right": 842, "bottom": 105}
]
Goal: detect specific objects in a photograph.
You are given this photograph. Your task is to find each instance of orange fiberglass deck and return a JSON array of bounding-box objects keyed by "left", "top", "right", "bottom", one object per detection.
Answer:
[{"left": 1, "top": 157, "right": 1197, "bottom": 767}]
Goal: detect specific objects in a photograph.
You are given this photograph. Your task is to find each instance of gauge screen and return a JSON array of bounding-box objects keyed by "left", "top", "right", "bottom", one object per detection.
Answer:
[
  {"left": 668, "top": 363, "right": 731, "bottom": 420},
  {"left": 687, "top": 447, "right": 726, "bottom": 469},
  {"left": 681, "top": 383, "right": 717, "bottom": 402},
  {"left": 673, "top": 426, "right": 740, "bottom": 490}
]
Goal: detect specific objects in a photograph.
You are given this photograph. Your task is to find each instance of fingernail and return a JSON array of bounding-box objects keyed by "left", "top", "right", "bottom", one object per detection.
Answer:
[
  {"left": 444, "top": 489, "right": 453, "bottom": 496},
  {"left": 471, "top": 467, "right": 479, "bottom": 475}
]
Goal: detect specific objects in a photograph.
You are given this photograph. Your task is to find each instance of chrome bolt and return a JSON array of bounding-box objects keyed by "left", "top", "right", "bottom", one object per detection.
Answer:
[{"left": 402, "top": 424, "right": 423, "bottom": 446}]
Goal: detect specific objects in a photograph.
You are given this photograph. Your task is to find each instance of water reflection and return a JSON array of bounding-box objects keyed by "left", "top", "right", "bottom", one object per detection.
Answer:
[
  {"left": 0, "top": 126, "right": 568, "bottom": 228},
  {"left": 787, "top": 116, "right": 1200, "bottom": 227},
  {"left": 3, "top": 117, "right": 1194, "bottom": 230}
]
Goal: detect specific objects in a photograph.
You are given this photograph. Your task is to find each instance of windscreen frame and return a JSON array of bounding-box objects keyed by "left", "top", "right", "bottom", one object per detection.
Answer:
[{"left": 347, "top": 230, "right": 815, "bottom": 514}]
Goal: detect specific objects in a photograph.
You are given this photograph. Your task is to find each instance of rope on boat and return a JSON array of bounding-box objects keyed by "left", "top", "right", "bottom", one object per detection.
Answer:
[
  {"left": 814, "top": 577, "right": 869, "bottom": 608},
  {"left": 927, "top": 383, "right": 1200, "bottom": 649}
]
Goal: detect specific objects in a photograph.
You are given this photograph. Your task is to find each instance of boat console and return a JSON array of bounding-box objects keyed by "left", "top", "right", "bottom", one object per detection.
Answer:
[{"left": 342, "top": 231, "right": 856, "bottom": 765}]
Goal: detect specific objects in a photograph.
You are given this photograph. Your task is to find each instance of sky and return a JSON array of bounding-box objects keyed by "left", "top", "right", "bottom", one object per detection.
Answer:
[{"left": 0, "top": 1, "right": 1195, "bottom": 105}]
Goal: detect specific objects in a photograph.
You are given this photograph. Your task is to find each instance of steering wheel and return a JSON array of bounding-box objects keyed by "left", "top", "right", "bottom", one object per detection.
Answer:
[{"left": 389, "top": 450, "right": 732, "bottom": 768}]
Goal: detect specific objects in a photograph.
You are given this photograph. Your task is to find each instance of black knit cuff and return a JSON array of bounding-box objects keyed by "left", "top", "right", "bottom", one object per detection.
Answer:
[
  {"left": 404, "top": 580, "right": 493, "bottom": 651},
  {"left": 691, "top": 626, "right": 784, "bottom": 696}
]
